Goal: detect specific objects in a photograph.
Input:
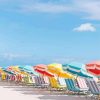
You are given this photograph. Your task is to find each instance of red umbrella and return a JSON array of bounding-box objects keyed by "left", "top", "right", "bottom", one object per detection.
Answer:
[
  {"left": 34, "top": 64, "right": 54, "bottom": 77},
  {"left": 86, "top": 61, "right": 100, "bottom": 76},
  {"left": 34, "top": 64, "right": 47, "bottom": 70}
]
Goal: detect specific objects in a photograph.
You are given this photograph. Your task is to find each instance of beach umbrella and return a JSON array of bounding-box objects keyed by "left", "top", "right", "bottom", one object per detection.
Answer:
[
  {"left": 2, "top": 67, "right": 14, "bottom": 75},
  {"left": 63, "top": 62, "right": 94, "bottom": 78},
  {"left": 3, "top": 69, "right": 14, "bottom": 75},
  {"left": 34, "top": 64, "right": 54, "bottom": 77},
  {"left": 7, "top": 66, "right": 21, "bottom": 74},
  {"left": 86, "top": 61, "right": 100, "bottom": 76},
  {"left": 6, "top": 66, "right": 29, "bottom": 76},
  {"left": 19, "top": 65, "right": 38, "bottom": 75},
  {"left": 48, "top": 63, "right": 74, "bottom": 78}
]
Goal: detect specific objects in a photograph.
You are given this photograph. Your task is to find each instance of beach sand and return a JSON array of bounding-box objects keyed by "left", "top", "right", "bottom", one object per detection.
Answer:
[{"left": 0, "top": 81, "right": 91, "bottom": 100}]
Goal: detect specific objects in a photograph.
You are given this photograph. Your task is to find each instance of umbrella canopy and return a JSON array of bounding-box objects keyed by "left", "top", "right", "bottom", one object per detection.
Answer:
[
  {"left": 48, "top": 63, "right": 74, "bottom": 78},
  {"left": 34, "top": 64, "right": 54, "bottom": 77},
  {"left": 6, "top": 66, "right": 29, "bottom": 75},
  {"left": 3, "top": 70, "right": 14, "bottom": 75},
  {"left": 7, "top": 66, "right": 21, "bottom": 74},
  {"left": 2, "top": 67, "right": 15, "bottom": 75},
  {"left": 19, "top": 65, "right": 38, "bottom": 75},
  {"left": 63, "top": 62, "right": 94, "bottom": 78},
  {"left": 86, "top": 61, "right": 100, "bottom": 76}
]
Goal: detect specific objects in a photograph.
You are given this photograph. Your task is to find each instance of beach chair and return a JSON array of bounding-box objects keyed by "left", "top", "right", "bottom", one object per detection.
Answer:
[
  {"left": 10, "top": 75, "right": 16, "bottom": 81},
  {"left": 34, "top": 76, "right": 43, "bottom": 87},
  {"left": 1, "top": 73, "right": 7, "bottom": 80},
  {"left": 43, "top": 76, "right": 50, "bottom": 84},
  {"left": 65, "top": 79, "right": 82, "bottom": 94},
  {"left": 58, "top": 78, "right": 66, "bottom": 87},
  {"left": 42, "top": 76, "right": 50, "bottom": 88},
  {"left": 76, "top": 77, "right": 89, "bottom": 92},
  {"left": 6, "top": 74, "right": 10, "bottom": 80},
  {"left": 86, "top": 79, "right": 100, "bottom": 100},
  {"left": 31, "top": 75, "right": 36, "bottom": 85},
  {"left": 15, "top": 74, "right": 22, "bottom": 82},
  {"left": 5, "top": 74, "right": 11, "bottom": 82},
  {"left": 49, "top": 77, "right": 66, "bottom": 91},
  {"left": 34, "top": 76, "right": 49, "bottom": 88},
  {"left": 23, "top": 75, "right": 33, "bottom": 86}
]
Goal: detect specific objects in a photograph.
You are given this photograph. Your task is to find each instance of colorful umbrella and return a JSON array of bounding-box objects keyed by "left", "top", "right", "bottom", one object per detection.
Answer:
[
  {"left": 3, "top": 69, "right": 14, "bottom": 75},
  {"left": 2, "top": 67, "right": 14, "bottom": 75},
  {"left": 6, "top": 66, "right": 29, "bottom": 76},
  {"left": 48, "top": 63, "right": 74, "bottom": 78},
  {"left": 63, "top": 62, "right": 94, "bottom": 78},
  {"left": 19, "top": 65, "right": 38, "bottom": 75},
  {"left": 34, "top": 64, "right": 54, "bottom": 77},
  {"left": 86, "top": 61, "right": 100, "bottom": 76},
  {"left": 7, "top": 66, "right": 21, "bottom": 74}
]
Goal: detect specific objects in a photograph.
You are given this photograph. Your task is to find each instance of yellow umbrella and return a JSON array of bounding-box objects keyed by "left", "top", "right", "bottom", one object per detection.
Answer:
[
  {"left": 8, "top": 66, "right": 20, "bottom": 73},
  {"left": 48, "top": 63, "right": 74, "bottom": 78}
]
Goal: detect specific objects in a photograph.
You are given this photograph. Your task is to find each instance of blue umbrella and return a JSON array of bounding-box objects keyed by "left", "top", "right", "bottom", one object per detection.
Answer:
[
  {"left": 63, "top": 62, "right": 94, "bottom": 78},
  {"left": 19, "top": 65, "right": 39, "bottom": 76}
]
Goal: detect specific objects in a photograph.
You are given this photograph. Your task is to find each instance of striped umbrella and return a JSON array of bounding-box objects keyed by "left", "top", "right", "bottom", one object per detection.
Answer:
[
  {"left": 63, "top": 62, "right": 94, "bottom": 78},
  {"left": 2, "top": 67, "right": 15, "bottom": 75},
  {"left": 34, "top": 64, "right": 54, "bottom": 77}
]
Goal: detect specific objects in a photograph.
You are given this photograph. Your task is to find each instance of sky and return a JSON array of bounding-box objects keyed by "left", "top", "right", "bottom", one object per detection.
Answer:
[{"left": 0, "top": 0, "right": 99, "bottom": 66}]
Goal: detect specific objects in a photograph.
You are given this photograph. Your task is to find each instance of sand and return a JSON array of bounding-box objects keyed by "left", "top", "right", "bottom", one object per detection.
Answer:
[{"left": 0, "top": 81, "right": 91, "bottom": 100}]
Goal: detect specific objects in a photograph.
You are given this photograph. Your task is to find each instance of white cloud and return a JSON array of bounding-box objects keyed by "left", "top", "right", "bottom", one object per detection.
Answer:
[
  {"left": 0, "top": 0, "right": 100, "bottom": 20},
  {"left": 71, "top": 0, "right": 100, "bottom": 20},
  {"left": 73, "top": 23, "right": 96, "bottom": 32},
  {"left": 19, "top": 0, "right": 100, "bottom": 20},
  {"left": 0, "top": 0, "right": 71, "bottom": 13},
  {"left": 20, "top": 3, "right": 71, "bottom": 13}
]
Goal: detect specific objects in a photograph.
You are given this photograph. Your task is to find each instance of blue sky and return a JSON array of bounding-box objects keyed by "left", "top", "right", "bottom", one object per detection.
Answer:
[{"left": 0, "top": 0, "right": 99, "bottom": 66}]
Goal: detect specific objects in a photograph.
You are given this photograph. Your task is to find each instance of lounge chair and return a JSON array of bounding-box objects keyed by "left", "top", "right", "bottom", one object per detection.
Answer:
[
  {"left": 1, "top": 74, "right": 7, "bottom": 80},
  {"left": 49, "top": 77, "right": 66, "bottom": 91},
  {"left": 43, "top": 76, "right": 49, "bottom": 84},
  {"left": 76, "top": 77, "right": 89, "bottom": 91},
  {"left": 42, "top": 76, "right": 50, "bottom": 88},
  {"left": 22, "top": 75, "right": 34, "bottom": 86},
  {"left": 86, "top": 79, "right": 100, "bottom": 100},
  {"left": 31, "top": 75, "right": 36, "bottom": 85},
  {"left": 34, "top": 76, "right": 49, "bottom": 88},
  {"left": 65, "top": 79, "right": 82, "bottom": 94},
  {"left": 58, "top": 78, "right": 66, "bottom": 87}
]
